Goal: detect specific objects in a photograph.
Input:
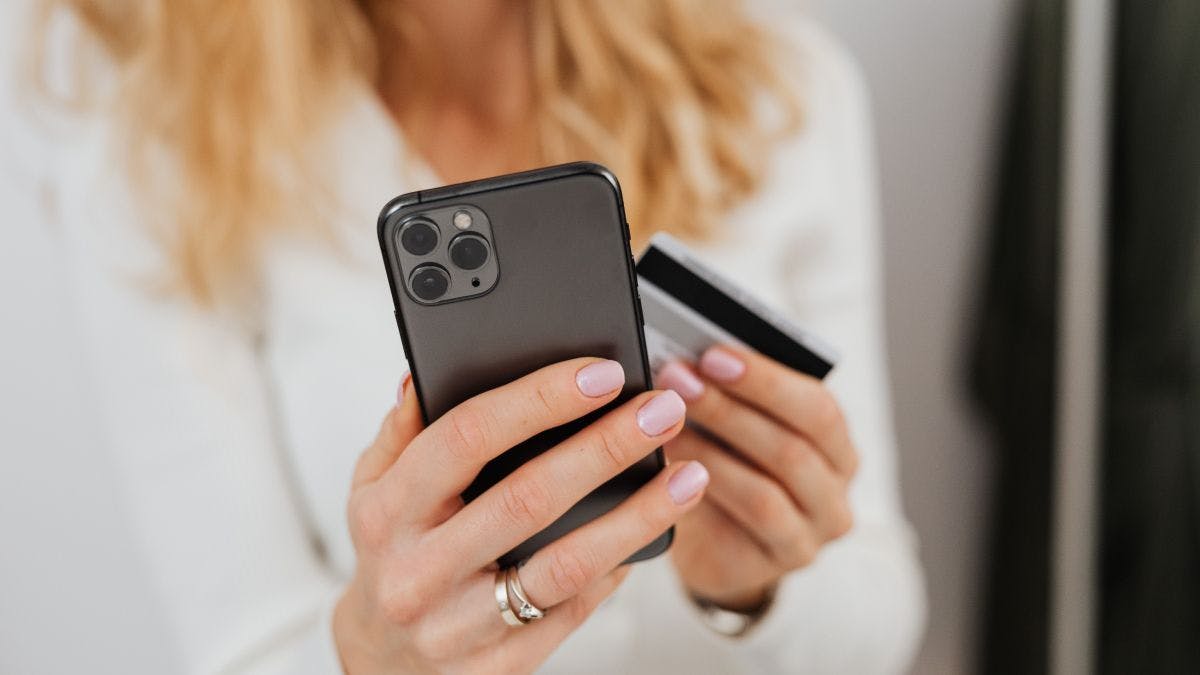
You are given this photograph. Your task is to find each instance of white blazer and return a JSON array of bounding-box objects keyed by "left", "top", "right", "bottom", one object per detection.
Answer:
[{"left": 10, "top": 11, "right": 925, "bottom": 675}]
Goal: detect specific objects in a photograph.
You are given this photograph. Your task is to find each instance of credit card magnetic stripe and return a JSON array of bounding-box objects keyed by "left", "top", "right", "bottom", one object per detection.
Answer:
[{"left": 636, "top": 239, "right": 836, "bottom": 379}]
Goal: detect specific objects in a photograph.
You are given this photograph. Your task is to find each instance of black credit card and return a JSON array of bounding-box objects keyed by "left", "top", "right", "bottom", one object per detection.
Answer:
[{"left": 636, "top": 233, "right": 838, "bottom": 379}]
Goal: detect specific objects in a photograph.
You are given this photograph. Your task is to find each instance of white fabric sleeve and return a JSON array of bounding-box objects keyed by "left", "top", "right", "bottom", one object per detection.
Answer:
[
  {"left": 2, "top": 6, "right": 350, "bottom": 671},
  {"left": 5, "top": 6, "right": 352, "bottom": 671},
  {"left": 49, "top": 133, "right": 349, "bottom": 675}
]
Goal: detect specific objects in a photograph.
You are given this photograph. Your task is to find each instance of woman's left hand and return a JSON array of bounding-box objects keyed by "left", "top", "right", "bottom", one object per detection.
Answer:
[{"left": 656, "top": 346, "right": 859, "bottom": 611}]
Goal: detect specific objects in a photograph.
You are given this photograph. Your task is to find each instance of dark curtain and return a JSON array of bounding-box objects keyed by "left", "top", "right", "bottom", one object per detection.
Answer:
[
  {"left": 970, "top": 0, "right": 1065, "bottom": 673},
  {"left": 1100, "top": 1, "right": 1200, "bottom": 672},
  {"left": 974, "top": 0, "right": 1200, "bottom": 671}
]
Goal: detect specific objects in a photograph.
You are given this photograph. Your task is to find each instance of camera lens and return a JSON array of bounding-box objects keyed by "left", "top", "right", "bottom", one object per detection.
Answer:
[
  {"left": 449, "top": 234, "right": 489, "bottom": 270},
  {"left": 409, "top": 265, "right": 450, "bottom": 302},
  {"left": 400, "top": 219, "right": 439, "bottom": 256}
]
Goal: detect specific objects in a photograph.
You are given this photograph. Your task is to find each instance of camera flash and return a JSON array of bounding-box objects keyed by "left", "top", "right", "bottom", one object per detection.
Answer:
[{"left": 453, "top": 210, "right": 473, "bottom": 230}]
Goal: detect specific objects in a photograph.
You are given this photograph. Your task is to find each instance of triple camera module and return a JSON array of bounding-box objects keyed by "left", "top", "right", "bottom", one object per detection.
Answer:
[{"left": 396, "top": 205, "right": 500, "bottom": 305}]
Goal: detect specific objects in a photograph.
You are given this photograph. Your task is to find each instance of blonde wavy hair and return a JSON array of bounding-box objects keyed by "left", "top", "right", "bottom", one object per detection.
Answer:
[{"left": 38, "top": 0, "right": 800, "bottom": 305}]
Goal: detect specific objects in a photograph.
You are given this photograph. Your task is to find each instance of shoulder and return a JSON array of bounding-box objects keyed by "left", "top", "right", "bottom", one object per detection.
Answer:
[
  {"left": 696, "top": 10, "right": 882, "bottom": 311},
  {"left": 741, "top": 9, "right": 880, "bottom": 219},
  {"left": 3, "top": 2, "right": 120, "bottom": 206},
  {"left": 723, "top": 10, "right": 878, "bottom": 227},
  {"left": 757, "top": 10, "right": 875, "bottom": 162},
  {"left": 786, "top": 17, "right": 866, "bottom": 85}
]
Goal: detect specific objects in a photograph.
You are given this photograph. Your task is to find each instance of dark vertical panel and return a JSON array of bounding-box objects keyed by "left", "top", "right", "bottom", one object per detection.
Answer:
[
  {"left": 970, "top": 0, "right": 1065, "bottom": 672},
  {"left": 1101, "top": 1, "right": 1200, "bottom": 672}
]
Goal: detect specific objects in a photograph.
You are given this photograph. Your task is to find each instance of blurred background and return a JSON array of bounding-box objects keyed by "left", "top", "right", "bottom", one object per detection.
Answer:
[
  {"left": 3, "top": 0, "right": 1196, "bottom": 673},
  {"left": 811, "top": 2, "right": 1012, "bottom": 671}
]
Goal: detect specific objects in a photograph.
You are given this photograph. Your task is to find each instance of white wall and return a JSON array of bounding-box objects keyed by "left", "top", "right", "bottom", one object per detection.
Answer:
[{"left": 809, "top": 1, "right": 1016, "bottom": 672}]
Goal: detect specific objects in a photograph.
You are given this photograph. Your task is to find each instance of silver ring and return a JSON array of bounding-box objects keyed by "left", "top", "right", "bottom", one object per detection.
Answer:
[
  {"left": 495, "top": 568, "right": 523, "bottom": 626},
  {"left": 505, "top": 567, "right": 546, "bottom": 623}
]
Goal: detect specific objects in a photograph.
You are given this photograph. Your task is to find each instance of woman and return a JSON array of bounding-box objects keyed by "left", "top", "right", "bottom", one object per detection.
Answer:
[{"left": 32, "top": 0, "right": 925, "bottom": 672}]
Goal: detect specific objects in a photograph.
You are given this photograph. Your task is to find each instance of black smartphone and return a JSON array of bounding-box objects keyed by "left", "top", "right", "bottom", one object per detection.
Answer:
[{"left": 378, "top": 161, "right": 669, "bottom": 567}]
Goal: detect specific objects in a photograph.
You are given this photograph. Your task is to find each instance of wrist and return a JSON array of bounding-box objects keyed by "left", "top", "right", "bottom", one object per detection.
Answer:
[
  {"left": 689, "top": 582, "right": 774, "bottom": 613},
  {"left": 688, "top": 582, "right": 778, "bottom": 638}
]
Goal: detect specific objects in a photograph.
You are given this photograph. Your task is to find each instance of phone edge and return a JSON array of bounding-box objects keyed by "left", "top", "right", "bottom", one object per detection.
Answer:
[{"left": 377, "top": 161, "right": 672, "bottom": 562}]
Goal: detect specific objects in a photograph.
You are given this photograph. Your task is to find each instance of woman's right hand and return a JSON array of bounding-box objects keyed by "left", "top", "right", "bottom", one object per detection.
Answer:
[{"left": 333, "top": 358, "right": 707, "bottom": 674}]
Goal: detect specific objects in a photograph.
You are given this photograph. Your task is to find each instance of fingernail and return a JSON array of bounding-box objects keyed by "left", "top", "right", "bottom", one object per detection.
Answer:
[
  {"left": 668, "top": 461, "right": 709, "bottom": 504},
  {"left": 397, "top": 371, "right": 411, "bottom": 407},
  {"left": 637, "top": 390, "right": 686, "bottom": 436},
  {"left": 655, "top": 361, "right": 705, "bottom": 401},
  {"left": 576, "top": 360, "right": 626, "bottom": 397},
  {"left": 699, "top": 347, "right": 746, "bottom": 382}
]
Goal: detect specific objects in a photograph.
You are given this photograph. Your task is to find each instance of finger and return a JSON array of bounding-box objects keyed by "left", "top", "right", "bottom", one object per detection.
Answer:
[
  {"left": 514, "top": 460, "right": 708, "bottom": 609},
  {"left": 696, "top": 346, "right": 858, "bottom": 478},
  {"left": 466, "top": 566, "right": 631, "bottom": 674},
  {"left": 381, "top": 358, "right": 628, "bottom": 519},
  {"left": 780, "top": 449, "right": 853, "bottom": 540},
  {"left": 352, "top": 373, "right": 422, "bottom": 488},
  {"left": 667, "top": 429, "right": 819, "bottom": 567},
  {"left": 439, "top": 389, "right": 688, "bottom": 568},
  {"left": 658, "top": 362, "right": 850, "bottom": 537},
  {"left": 658, "top": 360, "right": 814, "bottom": 483}
]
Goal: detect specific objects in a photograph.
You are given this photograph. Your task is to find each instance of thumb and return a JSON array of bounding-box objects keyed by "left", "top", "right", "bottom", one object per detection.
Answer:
[{"left": 353, "top": 373, "right": 424, "bottom": 487}]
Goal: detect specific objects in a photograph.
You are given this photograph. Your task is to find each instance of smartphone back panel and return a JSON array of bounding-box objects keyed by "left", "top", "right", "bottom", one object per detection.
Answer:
[{"left": 378, "top": 163, "right": 669, "bottom": 566}]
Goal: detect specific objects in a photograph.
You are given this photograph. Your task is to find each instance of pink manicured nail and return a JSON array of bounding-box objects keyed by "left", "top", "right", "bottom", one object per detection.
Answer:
[
  {"left": 637, "top": 390, "right": 686, "bottom": 436},
  {"left": 397, "top": 372, "right": 411, "bottom": 406},
  {"left": 655, "top": 362, "right": 705, "bottom": 401},
  {"left": 576, "top": 360, "right": 626, "bottom": 397},
  {"left": 699, "top": 347, "right": 746, "bottom": 382},
  {"left": 668, "top": 461, "right": 709, "bottom": 504}
]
